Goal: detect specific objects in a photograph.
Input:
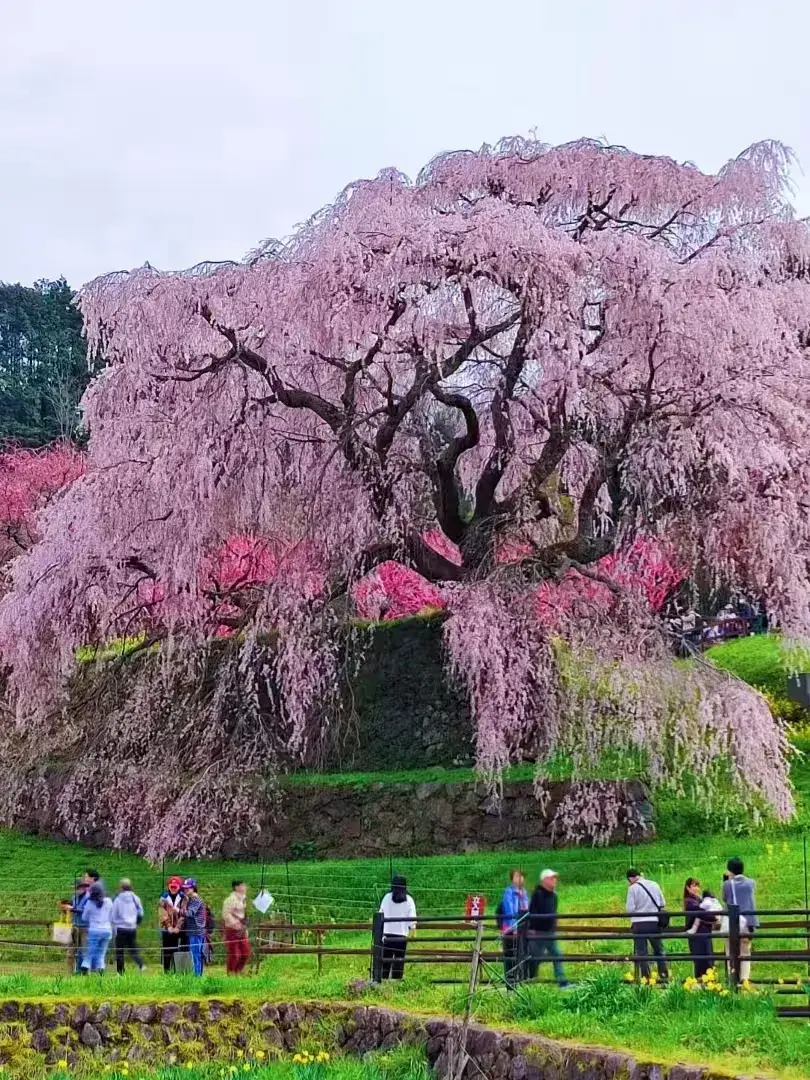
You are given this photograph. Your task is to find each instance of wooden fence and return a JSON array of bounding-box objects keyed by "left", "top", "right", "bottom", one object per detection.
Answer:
[{"left": 255, "top": 906, "right": 810, "bottom": 1018}]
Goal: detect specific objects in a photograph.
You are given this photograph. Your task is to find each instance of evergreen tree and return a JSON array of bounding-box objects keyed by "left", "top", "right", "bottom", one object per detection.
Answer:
[{"left": 0, "top": 279, "right": 89, "bottom": 446}]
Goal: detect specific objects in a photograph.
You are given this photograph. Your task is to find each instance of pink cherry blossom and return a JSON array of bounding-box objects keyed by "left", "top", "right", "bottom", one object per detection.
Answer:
[{"left": 0, "top": 136, "right": 805, "bottom": 853}]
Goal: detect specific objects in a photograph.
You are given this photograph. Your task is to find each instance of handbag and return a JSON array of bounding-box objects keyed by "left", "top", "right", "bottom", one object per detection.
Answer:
[
  {"left": 173, "top": 948, "right": 194, "bottom": 974},
  {"left": 52, "top": 923, "right": 73, "bottom": 946},
  {"left": 638, "top": 882, "right": 670, "bottom": 930}
]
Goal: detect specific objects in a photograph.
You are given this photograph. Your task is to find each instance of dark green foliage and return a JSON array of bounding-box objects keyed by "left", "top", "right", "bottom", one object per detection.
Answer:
[
  {"left": 339, "top": 616, "right": 472, "bottom": 770},
  {"left": 0, "top": 279, "right": 90, "bottom": 446}
]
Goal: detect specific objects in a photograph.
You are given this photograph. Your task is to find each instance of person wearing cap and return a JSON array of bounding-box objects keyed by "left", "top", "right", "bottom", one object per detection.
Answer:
[
  {"left": 181, "top": 879, "right": 207, "bottom": 977},
  {"left": 527, "top": 870, "right": 569, "bottom": 988},
  {"left": 159, "top": 877, "right": 185, "bottom": 974},
  {"left": 111, "top": 878, "right": 145, "bottom": 975}
]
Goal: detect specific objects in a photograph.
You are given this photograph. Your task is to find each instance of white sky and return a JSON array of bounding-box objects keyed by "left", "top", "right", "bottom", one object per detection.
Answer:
[{"left": 2, "top": 0, "right": 808, "bottom": 287}]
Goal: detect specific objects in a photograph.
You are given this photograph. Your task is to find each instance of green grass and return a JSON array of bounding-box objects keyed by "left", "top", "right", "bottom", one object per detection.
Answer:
[
  {"left": 8, "top": 1045, "right": 431, "bottom": 1079},
  {"left": 705, "top": 634, "right": 810, "bottom": 698}
]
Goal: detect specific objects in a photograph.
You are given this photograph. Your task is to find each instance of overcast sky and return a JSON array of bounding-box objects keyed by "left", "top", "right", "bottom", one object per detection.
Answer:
[{"left": 2, "top": 1, "right": 808, "bottom": 287}]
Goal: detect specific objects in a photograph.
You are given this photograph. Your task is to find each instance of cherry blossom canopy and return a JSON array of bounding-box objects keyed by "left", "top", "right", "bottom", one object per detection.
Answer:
[{"left": 0, "top": 136, "right": 807, "bottom": 853}]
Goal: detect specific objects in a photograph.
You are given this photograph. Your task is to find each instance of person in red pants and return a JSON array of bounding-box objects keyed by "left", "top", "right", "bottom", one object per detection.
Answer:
[{"left": 222, "top": 880, "right": 251, "bottom": 974}]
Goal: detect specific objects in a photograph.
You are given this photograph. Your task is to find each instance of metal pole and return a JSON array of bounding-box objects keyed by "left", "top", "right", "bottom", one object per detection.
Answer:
[
  {"left": 285, "top": 860, "right": 294, "bottom": 938},
  {"left": 260, "top": 858, "right": 266, "bottom": 893},
  {"left": 370, "top": 912, "right": 384, "bottom": 982}
]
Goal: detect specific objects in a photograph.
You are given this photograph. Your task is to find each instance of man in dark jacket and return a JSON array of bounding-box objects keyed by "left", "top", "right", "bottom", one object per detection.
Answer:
[{"left": 527, "top": 870, "right": 569, "bottom": 987}]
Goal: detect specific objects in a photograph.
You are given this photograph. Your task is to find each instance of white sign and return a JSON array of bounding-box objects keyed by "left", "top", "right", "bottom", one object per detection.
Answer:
[{"left": 252, "top": 889, "right": 274, "bottom": 915}]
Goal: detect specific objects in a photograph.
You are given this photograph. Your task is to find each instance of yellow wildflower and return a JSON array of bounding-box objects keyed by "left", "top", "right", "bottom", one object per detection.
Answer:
[
  {"left": 255, "top": 1050, "right": 266, "bottom": 1060},
  {"left": 622, "top": 972, "right": 635, "bottom": 983},
  {"left": 237, "top": 1050, "right": 244, "bottom": 1059},
  {"left": 243, "top": 1067, "right": 251, "bottom": 1074},
  {"left": 316, "top": 1050, "right": 331, "bottom": 1062},
  {"left": 57, "top": 1064, "right": 68, "bottom": 1071}
]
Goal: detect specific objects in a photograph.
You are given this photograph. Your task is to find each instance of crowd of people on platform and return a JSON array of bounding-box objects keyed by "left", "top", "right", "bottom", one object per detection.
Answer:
[
  {"left": 374, "top": 860, "right": 759, "bottom": 988},
  {"left": 60, "top": 871, "right": 252, "bottom": 976}
]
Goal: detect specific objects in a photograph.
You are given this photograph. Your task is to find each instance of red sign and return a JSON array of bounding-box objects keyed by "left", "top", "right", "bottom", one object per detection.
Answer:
[{"left": 465, "top": 894, "right": 487, "bottom": 919}]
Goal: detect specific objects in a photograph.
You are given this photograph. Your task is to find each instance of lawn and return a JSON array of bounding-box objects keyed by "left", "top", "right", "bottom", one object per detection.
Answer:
[
  {"left": 0, "top": 660, "right": 806, "bottom": 1079},
  {"left": 1, "top": 815, "right": 810, "bottom": 1078}
]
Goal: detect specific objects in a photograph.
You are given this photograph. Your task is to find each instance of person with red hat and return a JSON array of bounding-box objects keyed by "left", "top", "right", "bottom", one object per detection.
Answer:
[{"left": 159, "top": 877, "right": 184, "bottom": 974}]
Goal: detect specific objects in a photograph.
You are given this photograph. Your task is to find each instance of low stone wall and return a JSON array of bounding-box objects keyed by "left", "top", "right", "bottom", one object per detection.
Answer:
[
  {"left": 251, "top": 777, "right": 655, "bottom": 859},
  {"left": 10, "top": 775, "right": 654, "bottom": 858},
  {"left": 0, "top": 999, "right": 745, "bottom": 1079}
]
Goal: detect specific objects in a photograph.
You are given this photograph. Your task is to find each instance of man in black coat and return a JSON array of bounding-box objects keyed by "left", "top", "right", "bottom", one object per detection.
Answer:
[{"left": 526, "top": 869, "right": 569, "bottom": 987}]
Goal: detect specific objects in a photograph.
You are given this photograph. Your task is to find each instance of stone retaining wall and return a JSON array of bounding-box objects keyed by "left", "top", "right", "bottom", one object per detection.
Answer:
[
  {"left": 231, "top": 777, "right": 654, "bottom": 858},
  {"left": 0, "top": 999, "right": 753, "bottom": 1079}
]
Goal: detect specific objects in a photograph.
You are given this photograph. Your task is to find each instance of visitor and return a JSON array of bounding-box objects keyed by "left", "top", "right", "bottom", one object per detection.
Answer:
[
  {"left": 81, "top": 883, "right": 114, "bottom": 975},
  {"left": 182, "top": 878, "right": 207, "bottom": 977},
  {"left": 722, "top": 858, "right": 759, "bottom": 983},
  {"left": 683, "top": 878, "right": 715, "bottom": 979},
  {"left": 71, "top": 868, "right": 101, "bottom": 974},
  {"left": 222, "top": 880, "right": 251, "bottom": 975},
  {"left": 159, "top": 876, "right": 185, "bottom": 974},
  {"left": 111, "top": 878, "right": 145, "bottom": 975},
  {"left": 526, "top": 869, "right": 569, "bottom": 987},
  {"left": 378, "top": 874, "right": 417, "bottom": 980},
  {"left": 626, "top": 868, "right": 668, "bottom": 981},
  {"left": 497, "top": 869, "right": 529, "bottom": 988}
]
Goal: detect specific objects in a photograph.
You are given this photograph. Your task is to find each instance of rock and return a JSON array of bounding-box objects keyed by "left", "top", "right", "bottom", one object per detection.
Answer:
[
  {"left": 0, "top": 1001, "right": 20, "bottom": 1022},
  {"left": 182, "top": 1002, "right": 201, "bottom": 1022},
  {"left": 80, "top": 1023, "right": 102, "bottom": 1049},
  {"left": 71, "top": 1004, "right": 92, "bottom": 1028},
  {"left": 138, "top": 1025, "right": 155, "bottom": 1043},
  {"left": 22, "top": 1003, "right": 44, "bottom": 1028},
  {"left": 132, "top": 1004, "right": 157, "bottom": 1024},
  {"left": 259, "top": 1003, "right": 279, "bottom": 1022},
  {"left": 52, "top": 1004, "right": 71, "bottom": 1026},
  {"left": 30, "top": 1029, "right": 51, "bottom": 1054},
  {"left": 127, "top": 1045, "right": 147, "bottom": 1062},
  {"left": 207, "top": 1000, "right": 225, "bottom": 1022},
  {"left": 160, "top": 1002, "right": 181, "bottom": 1025},
  {"left": 115, "top": 1004, "right": 133, "bottom": 1024},
  {"left": 95, "top": 1003, "right": 112, "bottom": 1023}
]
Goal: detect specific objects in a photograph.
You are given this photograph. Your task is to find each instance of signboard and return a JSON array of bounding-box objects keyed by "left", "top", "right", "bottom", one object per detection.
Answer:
[
  {"left": 252, "top": 889, "right": 274, "bottom": 915},
  {"left": 465, "top": 894, "right": 487, "bottom": 919}
]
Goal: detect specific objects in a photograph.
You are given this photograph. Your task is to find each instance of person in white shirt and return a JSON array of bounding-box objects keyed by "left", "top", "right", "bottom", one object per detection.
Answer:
[
  {"left": 378, "top": 874, "right": 417, "bottom": 980},
  {"left": 626, "top": 868, "right": 668, "bottom": 981},
  {"left": 111, "top": 879, "right": 146, "bottom": 975}
]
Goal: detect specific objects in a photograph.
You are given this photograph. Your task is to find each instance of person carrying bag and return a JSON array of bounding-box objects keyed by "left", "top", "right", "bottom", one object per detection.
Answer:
[{"left": 626, "top": 868, "right": 669, "bottom": 981}]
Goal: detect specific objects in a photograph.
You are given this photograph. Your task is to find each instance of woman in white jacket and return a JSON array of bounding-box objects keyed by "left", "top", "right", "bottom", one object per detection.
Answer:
[{"left": 378, "top": 875, "right": 417, "bottom": 980}]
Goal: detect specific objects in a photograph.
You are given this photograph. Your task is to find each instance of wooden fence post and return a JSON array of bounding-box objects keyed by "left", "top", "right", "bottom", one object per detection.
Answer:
[
  {"left": 446, "top": 919, "right": 485, "bottom": 1080},
  {"left": 316, "top": 928, "right": 323, "bottom": 976},
  {"left": 728, "top": 904, "right": 741, "bottom": 990},
  {"left": 370, "top": 912, "right": 384, "bottom": 983}
]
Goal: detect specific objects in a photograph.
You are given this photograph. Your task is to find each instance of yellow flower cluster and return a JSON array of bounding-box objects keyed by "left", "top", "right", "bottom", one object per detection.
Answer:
[
  {"left": 682, "top": 968, "right": 730, "bottom": 996},
  {"left": 293, "top": 1049, "right": 332, "bottom": 1065}
]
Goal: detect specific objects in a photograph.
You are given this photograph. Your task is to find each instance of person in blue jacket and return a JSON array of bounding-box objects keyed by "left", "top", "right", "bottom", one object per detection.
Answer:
[{"left": 497, "top": 869, "right": 529, "bottom": 988}]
